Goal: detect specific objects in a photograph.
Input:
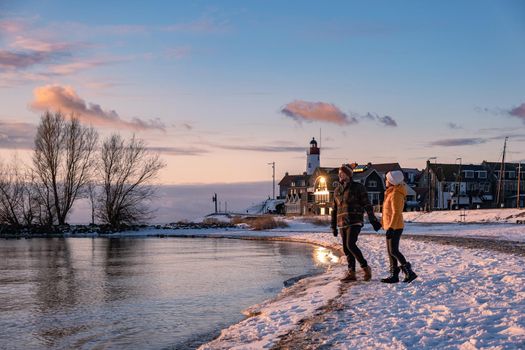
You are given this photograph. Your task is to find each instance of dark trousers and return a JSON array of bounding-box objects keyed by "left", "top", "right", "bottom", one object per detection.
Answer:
[
  {"left": 386, "top": 229, "right": 407, "bottom": 270},
  {"left": 341, "top": 225, "right": 368, "bottom": 271}
]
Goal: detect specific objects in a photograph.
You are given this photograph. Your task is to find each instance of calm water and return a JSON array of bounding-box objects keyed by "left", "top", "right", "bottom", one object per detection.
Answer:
[{"left": 0, "top": 237, "right": 332, "bottom": 349}]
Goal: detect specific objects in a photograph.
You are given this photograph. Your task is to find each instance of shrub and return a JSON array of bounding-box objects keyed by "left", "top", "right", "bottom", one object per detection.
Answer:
[
  {"left": 232, "top": 215, "right": 288, "bottom": 231},
  {"left": 302, "top": 216, "right": 330, "bottom": 226}
]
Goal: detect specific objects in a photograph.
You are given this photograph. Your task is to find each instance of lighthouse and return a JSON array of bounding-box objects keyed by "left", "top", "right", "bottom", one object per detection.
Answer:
[{"left": 306, "top": 137, "right": 320, "bottom": 175}]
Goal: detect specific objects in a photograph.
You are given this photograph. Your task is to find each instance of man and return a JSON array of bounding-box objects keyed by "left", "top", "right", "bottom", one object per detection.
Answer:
[{"left": 331, "top": 164, "right": 381, "bottom": 282}]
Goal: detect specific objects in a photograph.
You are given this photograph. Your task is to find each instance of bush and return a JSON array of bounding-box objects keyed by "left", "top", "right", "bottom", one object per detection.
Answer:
[
  {"left": 202, "top": 218, "right": 220, "bottom": 225},
  {"left": 232, "top": 215, "right": 288, "bottom": 231},
  {"left": 301, "top": 217, "right": 330, "bottom": 226}
]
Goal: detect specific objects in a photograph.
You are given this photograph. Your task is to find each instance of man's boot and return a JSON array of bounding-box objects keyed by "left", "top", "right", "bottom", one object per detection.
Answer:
[
  {"left": 362, "top": 266, "right": 372, "bottom": 281},
  {"left": 340, "top": 269, "right": 357, "bottom": 282},
  {"left": 401, "top": 262, "right": 417, "bottom": 283},
  {"left": 380, "top": 266, "right": 400, "bottom": 283}
]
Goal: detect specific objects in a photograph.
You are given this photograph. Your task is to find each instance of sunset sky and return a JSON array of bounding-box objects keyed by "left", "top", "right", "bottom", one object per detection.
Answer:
[{"left": 1, "top": 0, "right": 525, "bottom": 189}]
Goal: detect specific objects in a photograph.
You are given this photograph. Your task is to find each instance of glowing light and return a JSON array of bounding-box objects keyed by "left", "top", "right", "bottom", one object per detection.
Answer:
[{"left": 314, "top": 246, "right": 339, "bottom": 264}]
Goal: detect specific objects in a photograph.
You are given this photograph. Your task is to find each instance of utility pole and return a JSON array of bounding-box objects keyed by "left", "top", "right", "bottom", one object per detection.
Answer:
[
  {"left": 496, "top": 137, "right": 508, "bottom": 207},
  {"left": 212, "top": 193, "right": 218, "bottom": 213},
  {"left": 518, "top": 162, "right": 521, "bottom": 208},
  {"left": 268, "top": 162, "right": 275, "bottom": 200}
]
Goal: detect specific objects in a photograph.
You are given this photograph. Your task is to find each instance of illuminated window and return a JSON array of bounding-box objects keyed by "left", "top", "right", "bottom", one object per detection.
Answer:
[{"left": 314, "top": 176, "right": 329, "bottom": 204}]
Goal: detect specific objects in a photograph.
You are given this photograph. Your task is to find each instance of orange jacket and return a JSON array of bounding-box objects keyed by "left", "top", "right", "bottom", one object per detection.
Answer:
[{"left": 381, "top": 184, "right": 407, "bottom": 230}]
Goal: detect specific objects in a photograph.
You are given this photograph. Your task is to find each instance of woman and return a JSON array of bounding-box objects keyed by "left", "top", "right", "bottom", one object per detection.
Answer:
[{"left": 380, "top": 170, "right": 417, "bottom": 283}]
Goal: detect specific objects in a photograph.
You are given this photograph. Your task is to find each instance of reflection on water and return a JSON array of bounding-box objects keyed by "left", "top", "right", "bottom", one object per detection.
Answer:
[
  {"left": 314, "top": 246, "right": 340, "bottom": 265},
  {"left": 0, "top": 237, "right": 332, "bottom": 349}
]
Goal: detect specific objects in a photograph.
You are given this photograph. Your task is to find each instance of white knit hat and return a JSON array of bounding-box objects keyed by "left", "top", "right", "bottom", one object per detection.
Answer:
[{"left": 386, "top": 170, "right": 404, "bottom": 185}]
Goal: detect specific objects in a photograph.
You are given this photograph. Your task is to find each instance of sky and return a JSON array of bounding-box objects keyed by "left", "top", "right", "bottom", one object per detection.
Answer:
[{"left": 1, "top": 1, "right": 525, "bottom": 217}]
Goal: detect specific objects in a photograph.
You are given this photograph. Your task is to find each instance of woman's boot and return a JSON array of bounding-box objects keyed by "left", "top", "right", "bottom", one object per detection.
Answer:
[
  {"left": 340, "top": 269, "right": 357, "bottom": 282},
  {"left": 381, "top": 266, "right": 400, "bottom": 283},
  {"left": 401, "top": 262, "right": 417, "bottom": 283},
  {"left": 362, "top": 266, "right": 372, "bottom": 281}
]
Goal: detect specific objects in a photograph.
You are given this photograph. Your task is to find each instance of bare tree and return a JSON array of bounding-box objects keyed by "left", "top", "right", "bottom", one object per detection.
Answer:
[
  {"left": 0, "top": 158, "right": 38, "bottom": 226},
  {"left": 33, "top": 111, "right": 98, "bottom": 226},
  {"left": 98, "top": 134, "right": 165, "bottom": 229}
]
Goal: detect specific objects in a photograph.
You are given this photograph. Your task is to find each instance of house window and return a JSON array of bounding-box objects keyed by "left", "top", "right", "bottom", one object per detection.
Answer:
[
  {"left": 494, "top": 170, "right": 501, "bottom": 179},
  {"left": 368, "top": 192, "right": 380, "bottom": 205},
  {"left": 483, "top": 183, "right": 490, "bottom": 192},
  {"left": 477, "top": 171, "right": 487, "bottom": 179},
  {"left": 507, "top": 171, "right": 515, "bottom": 179},
  {"left": 291, "top": 181, "right": 296, "bottom": 187},
  {"left": 368, "top": 180, "right": 377, "bottom": 188},
  {"left": 464, "top": 170, "right": 474, "bottom": 179}
]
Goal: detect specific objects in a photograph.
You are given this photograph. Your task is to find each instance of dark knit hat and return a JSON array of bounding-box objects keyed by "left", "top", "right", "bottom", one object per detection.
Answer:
[{"left": 339, "top": 164, "right": 353, "bottom": 178}]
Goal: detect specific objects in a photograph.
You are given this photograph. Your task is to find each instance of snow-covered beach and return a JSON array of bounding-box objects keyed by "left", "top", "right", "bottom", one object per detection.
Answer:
[{"left": 104, "top": 210, "right": 525, "bottom": 349}]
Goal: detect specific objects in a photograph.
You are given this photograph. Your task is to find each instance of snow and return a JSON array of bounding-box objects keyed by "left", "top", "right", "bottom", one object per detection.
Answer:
[
  {"left": 194, "top": 231, "right": 525, "bottom": 349},
  {"left": 104, "top": 210, "right": 524, "bottom": 349},
  {"left": 245, "top": 199, "right": 285, "bottom": 215},
  {"left": 404, "top": 208, "right": 525, "bottom": 224}
]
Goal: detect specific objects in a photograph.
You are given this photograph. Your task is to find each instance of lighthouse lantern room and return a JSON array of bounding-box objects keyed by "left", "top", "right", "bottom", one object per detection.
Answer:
[{"left": 306, "top": 137, "right": 320, "bottom": 175}]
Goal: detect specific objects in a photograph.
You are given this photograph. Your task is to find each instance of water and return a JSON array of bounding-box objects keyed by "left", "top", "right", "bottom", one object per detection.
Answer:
[{"left": 0, "top": 237, "right": 333, "bottom": 349}]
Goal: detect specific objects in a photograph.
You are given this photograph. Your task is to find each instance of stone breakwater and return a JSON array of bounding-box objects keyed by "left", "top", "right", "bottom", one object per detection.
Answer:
[{"left": 0, "top": 221, "right": 236, "bottom": 238}]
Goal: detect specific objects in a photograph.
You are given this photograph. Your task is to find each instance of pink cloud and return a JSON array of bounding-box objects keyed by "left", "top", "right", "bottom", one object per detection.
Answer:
[
  {"left": 30, "top": 85, "right": 165, "bottom": 131},
  {"left": 509, "top": 103, "right": 525, "bottom": 123},
  {"left": 48, "top": 58, "right": 123, "bottom": 75},
  {"left": 281, "top": 100, "right": 358, "bottom": 125},
  {"left": 11, "top": 36, "right": 78, "bottom": 52}
]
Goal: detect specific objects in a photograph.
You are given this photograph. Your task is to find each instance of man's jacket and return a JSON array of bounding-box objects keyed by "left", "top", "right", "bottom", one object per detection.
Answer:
[{"left": 331, "top": 180, "right": 376, "bottom": 229}]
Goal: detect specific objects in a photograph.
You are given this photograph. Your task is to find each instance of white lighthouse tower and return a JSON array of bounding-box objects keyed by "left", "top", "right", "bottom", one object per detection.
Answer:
[{"left": 306, "top": 137, "right": 320, "bottom": 175}]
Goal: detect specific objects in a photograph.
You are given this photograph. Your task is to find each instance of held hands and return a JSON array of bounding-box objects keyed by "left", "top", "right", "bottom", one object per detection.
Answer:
[
  {"left": 370, "top": 218, "right": 382, "bottom": 232},
  {"left": 332, "top": 227, "right": 338, "bottom": 237}
]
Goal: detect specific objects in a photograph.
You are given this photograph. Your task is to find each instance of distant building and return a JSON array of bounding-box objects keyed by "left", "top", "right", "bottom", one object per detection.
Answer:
[
  {"left": 279, "top": 172, "right": 310, "bottom": 215},
  {"left": 420, "top": 161, "right": 493, "bottom": 210},
  {"left": 482, "top": 161, "right": 525, "bottom": 208},
  {"left": 402, "top": 168, "right": 423, "bottom": 210}
]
